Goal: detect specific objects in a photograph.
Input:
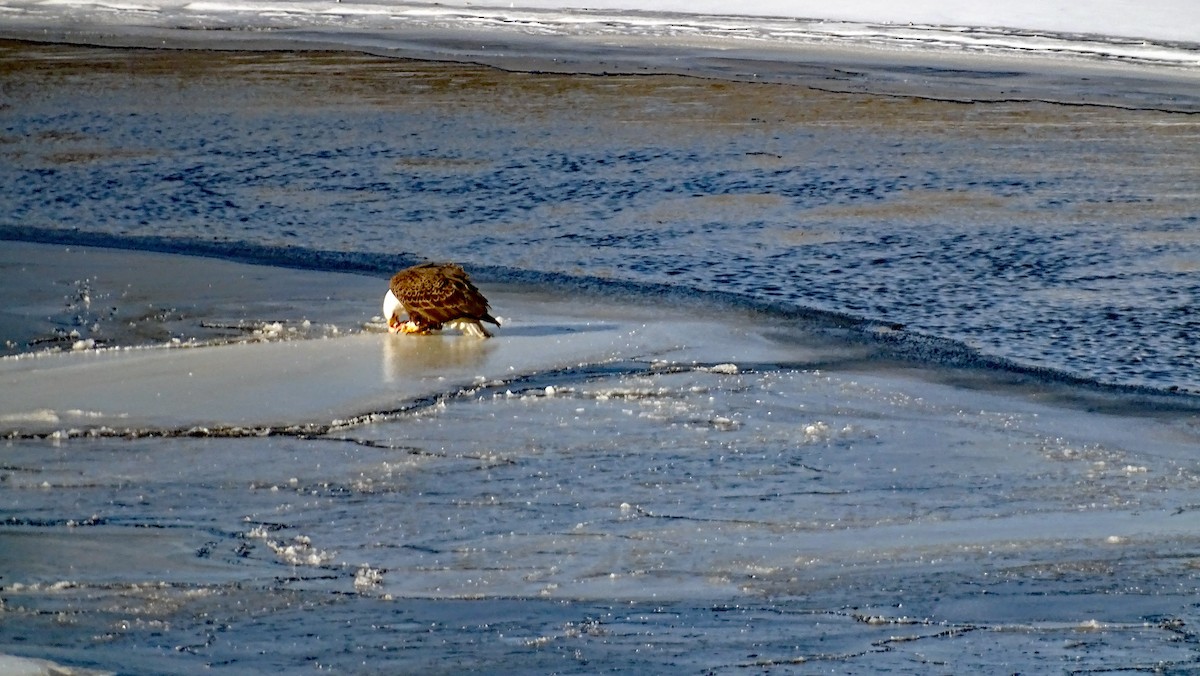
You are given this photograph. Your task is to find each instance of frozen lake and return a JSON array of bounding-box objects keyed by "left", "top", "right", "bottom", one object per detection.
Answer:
[{"left": 0, "top": 21, "right": 1198, "bottom": 675}]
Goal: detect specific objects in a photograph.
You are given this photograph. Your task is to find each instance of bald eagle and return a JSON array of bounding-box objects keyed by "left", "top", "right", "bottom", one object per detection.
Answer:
[{"left": 383, "top": 262, "right": 500, "bottom": 338}]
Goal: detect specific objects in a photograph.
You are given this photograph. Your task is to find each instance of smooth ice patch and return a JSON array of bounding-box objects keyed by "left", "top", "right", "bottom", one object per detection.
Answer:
[{"left": 0, "top": 653, "right": 114, "bottom": 676}]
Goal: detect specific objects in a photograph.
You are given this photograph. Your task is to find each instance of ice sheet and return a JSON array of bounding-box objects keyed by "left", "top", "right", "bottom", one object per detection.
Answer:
[
  {"left": 0, "top": 243, "right": 851, "bottom": 437},
  {"left": 0, "top": 653, "right": 113, "bottom": 676},
  {"left": 0, "top": 319, "right": 752, "bottom": 435}
]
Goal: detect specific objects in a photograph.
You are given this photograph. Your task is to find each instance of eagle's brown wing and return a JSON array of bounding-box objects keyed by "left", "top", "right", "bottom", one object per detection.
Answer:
[{"left": 389, "top": 262, "right": 497, "bottom": 328}]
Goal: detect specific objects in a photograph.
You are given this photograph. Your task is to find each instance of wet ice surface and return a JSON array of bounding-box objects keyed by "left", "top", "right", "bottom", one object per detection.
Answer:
[
  {"left": 0, "top": 241, "right": 376, "bottom": 357},
  {"left": 1, "top": 43, "right": 1199, "bottom": 392},
  {"left": 3, "top": 246, "right": 1200, "bottom": 673}
]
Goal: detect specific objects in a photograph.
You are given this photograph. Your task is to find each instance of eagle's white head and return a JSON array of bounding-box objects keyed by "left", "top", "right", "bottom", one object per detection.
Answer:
[{"left": 382, "top": 289, "right": 402, "bottom": 329}]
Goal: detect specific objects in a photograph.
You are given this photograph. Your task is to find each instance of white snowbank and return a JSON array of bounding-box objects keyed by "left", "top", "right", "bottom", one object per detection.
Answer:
[
  {"left": 453, "top": 0, "right": 1200, "bottom": 44},
  {"left": 0, "top": 0, "right": 1196, "bottom": 69}
]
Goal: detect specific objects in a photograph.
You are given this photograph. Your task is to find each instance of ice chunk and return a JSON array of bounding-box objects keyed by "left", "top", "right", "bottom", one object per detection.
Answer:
[{"left": 0, "top": 653, "right": 114, "bottom": 676}]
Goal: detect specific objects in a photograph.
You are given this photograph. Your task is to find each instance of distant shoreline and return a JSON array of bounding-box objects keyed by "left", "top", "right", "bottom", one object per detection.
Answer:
[{"left": 2, "top": 19, "right": 1200, "bottom": 113}]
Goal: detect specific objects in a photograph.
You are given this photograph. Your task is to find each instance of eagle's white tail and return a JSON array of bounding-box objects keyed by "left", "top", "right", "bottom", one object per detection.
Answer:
[{"left": 446, "top": 319, "right": 493, "bottom": 338}]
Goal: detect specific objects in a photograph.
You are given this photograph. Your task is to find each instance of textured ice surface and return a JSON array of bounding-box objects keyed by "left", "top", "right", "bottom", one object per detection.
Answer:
[{"left": 3, "top": 365, "right": 1199, "bottom": 672}]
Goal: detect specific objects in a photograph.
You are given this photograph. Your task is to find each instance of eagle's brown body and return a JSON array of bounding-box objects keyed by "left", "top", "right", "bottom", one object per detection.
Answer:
[{"left": 385, "top": 262, "right": 499, "bottom": 337}]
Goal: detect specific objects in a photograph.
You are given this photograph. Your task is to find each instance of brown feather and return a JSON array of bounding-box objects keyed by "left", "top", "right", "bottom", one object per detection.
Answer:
[{"left": 389, "top": 262, "right": 498, "bottom": 330}]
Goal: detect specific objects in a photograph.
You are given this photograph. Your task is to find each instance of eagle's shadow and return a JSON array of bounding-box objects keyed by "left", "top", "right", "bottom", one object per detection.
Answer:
[
  {"left": 379, "top": 322, "right": 618, "bottom": 380},
  {"left": 493, "top": 322, "right": 617, "bottom": 338},
  {"left": 380, "top": 333, "right": 494, "bottom": 377}
]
